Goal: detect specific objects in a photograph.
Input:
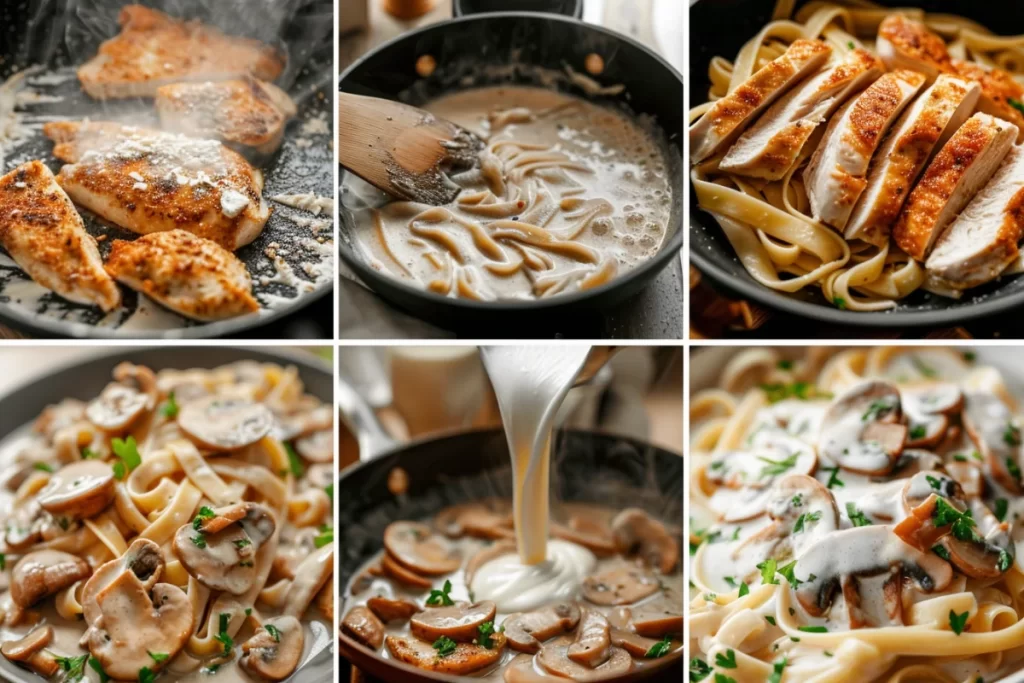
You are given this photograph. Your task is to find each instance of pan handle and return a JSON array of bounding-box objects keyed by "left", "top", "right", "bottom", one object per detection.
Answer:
[
  {"left": 452, "top": 0, "right": 584, "bottom": 19},
  {"left": 337, "top": 378, "right": 397, "bottom": 460}
]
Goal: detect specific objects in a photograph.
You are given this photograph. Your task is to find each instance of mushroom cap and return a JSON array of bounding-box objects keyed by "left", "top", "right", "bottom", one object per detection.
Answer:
[
  {"left": 85, "top": 382, "right": 152, "bottom": 432},
  {"left": 434, "top": 502, "right": 514, "bottom": 541},
  {"left": 610, "top": 509, "right": 679, "bottom": 574},
  {"left": 566, "top": 609, "right": 611, "bottom": 668},
  {"left": 410, "top": 601, "right": 496, "bottom": 643},
  {"left": 0, "top": 625, "right": 52, "bottom": 660},
  {"left": 240, "top": 615, "right": 305, "bottom": 682},
  {"left": 819, "top": 380, "right": 906, "bottom": 475},
  {"left": 903, "top": 385, "right": 962, "bottom": 449},
  {"left": 380, "top": 552, "right": 432, "bottom": 589},
  {"left": 383, "top": 521, "right": 462, "bottom": 576},
  {"left": 504, "top": 602, "right": 582, "bottom": 653},
  {"left": 178, "top": 396, "right": 274, "bottom": 451},
  {"left": 173, "top": 502, "right": 277, "bottom": 594},
  {"left": 36, "top": 460, "right": 115, "bottom": 521},
  {"left": 366, "top": 596, "right": 421, "bottom": 623},
  {"left": 537, "top": 637, "right": 632, "bottom": 681},
  {"left": 294, "top": 430, "right": 333, "bottom": 463},
  {"left": 342, "top": 606, "right": 385, "bottom": 651},
  {"left": 83, "top": 538, "right": 164, "bottom": 628},
  {"left": 384, "top": 632, "right": 506, "bottom": 675},
  {"left": 551, "top": 518, "right": 616, "bottom": 556},
  {"left": 623, "top": 596, "right": 684, "bottom": 638},
  {"left": 581, "top": 566, "right": 660, "bottom": 606},
  {"left": 10, "top": 550, "right": 91, "bottom": 608}
]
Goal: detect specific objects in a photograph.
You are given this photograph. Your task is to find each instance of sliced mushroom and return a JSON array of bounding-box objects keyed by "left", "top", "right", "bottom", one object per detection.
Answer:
[
  {"left": 82, "top": 538, "right": 163, "bottom": 634},
  {"left": 283, "top": 542, "right": 333, "bottom": 620},
  {"left": 435, "top": 503, "right": 514, "bottom": 541},
  {"left": 903, "top": 385, "right": 963, "bottom": 449},
  {"left": 0, "top": 626, "right": 59, "bottom": 677},
  {"left": 793, "top": 525, "right": 952, "bottom": 617},
  {"left": 937, "top": 499, "right": 1015, "bottom": 580},
  {"left": 503, "top": 654, "right": 563, "bottom": 682},
  {"left": 842, "top": 568, "right": 903, "bottom": 629},
  {"left": 178, "top": 395, "right": 274, "bottom": 451},
  {"left": 819, "top": 381, "right": 906, "bottom": 475},
  {"left": 85, "top": 363, "right": 157, "bottom": 432},
  {"left": 380, "top": 553, "right": 432, "bottom": 589},
  {"left": 504, "top": 602, "right": 582, "bottom": 653},
  {"left": 384, "top": 521, "right": 461, "bottom": 575},
  {"left": 616, "top": 596, "right": 684, "bottom": 638},
  {"left": 963, "top": 391, "right": 1023, "bottom": 493},
  {"left": 10, "top": 550, "right": 90, "bottom": 608},
  {"left": 294, "top": 430, "right": 333, "bottom": 463},
  {"left": 385, "top": 632, "right": 506, "bottom": 675},
  {"left": 537, "top": 637, "right": 632, "bottom": 680},
  {"left": 342, "top": 606, "right": 385, "bottom": 650},
  {"left": 410, "top": 601, "right": 496, "bottom": 643},
  {"left": 367, "top": 596, "right": 421, "bottom": 623},
  {"left": 172, "top": 502, "right": 276, "bottom": 594},
  {"left": 887, "top": 449, "right": 946, "bottom": 481},
  {"left": 86, "top": 568, "right": 193, "bottom": 680},
  {"left": 567, "top": 609, "right": 611, "bottom": 668},
  {"left": 551, "top": 517, "right": 616, "bottom": 556},
  {"left": 893, "top": 471, "right": 967, "bottom": 551},
  {"left": 610, "top": 509, "right": 679, "bottom": 574},
  {"left": 610, "top": 629, "right": 666, "bottom": 658},
  {"left": 581, "top": 566, "right": 660, "bottom": 606},
  {"left": 36, "top": 460, "right": 115, "bottom": 521},
  {"left": 240, "top": 616, "right": 305, "bottom": 681}
]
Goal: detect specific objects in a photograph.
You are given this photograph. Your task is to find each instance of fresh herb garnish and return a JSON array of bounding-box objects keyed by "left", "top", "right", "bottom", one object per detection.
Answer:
[
  {"left": 433, "top": 635, "right": 458, "bottom": 658},
  {"left": 111, "top": 436, "right": 141, "bottom": 480},
  {"left": 191, "top": 535, "right": 207, "bottom": 549},
  {"left": 910, "top": 425, "right": 927, "bottom": 440},
  {"left": 214, "top": 613, "right": 234, "bottom": 655},
  {"left": 738, "top": 582, "right": 750, "bottom": 597},
  {"left": 714, "top": 674, "right": 737, "bottom": 683},
  {"left": 798, "top": 626, "right": 827, "bottom": 633},
  {"left": 862, "top": 399, "right": 894, "bottom": 422},
  {"left": 846, "top": 502, "right": 872, "bottom": 527},
  {"left": 933, "top": 497, "right": 980, "bottom": 542},
  {"left": 1010, "top": 98, "right": 1024, "bottom": 116},
  {"left": 999, "top": 549, "right": 1013, "bottom": 573},
  {"left": 777, "top": 560, "right": 802, "bottom": 589},
  {"left": 192, "top": 506, "right": 216, "bottom": 531},
  {"left": 161, "top": 392, "right": 179, "bottom": 418},
  {"left": 477, "top": 620, "right": 497, "bottom": 649},
  {"left": 963, "top": 351, "right": 977, "bottom": 363},
  {"left": 1005, "top": 423, "right": 1022, "bottom": 447},
  {"left": 284, "top": 442, "right": 305, "bottom": 478},
  {"left": 833, "top": 297, "right": 847, "bottom": 310},
  {"left": 54, "top": 654, "right": 89, "bottom": 682},
  {"left": 777, "top": 360, "right": 794, "bottom": 371},
  {"left": 760, "top": 382, "right": 831, "bottom": 404},
  {"left": 643, "top": 635, "right": 672, "bottom": 659},
  {"left": 148, "top": 652, "right": 169, "bottom": 664},
  {"left": 426, "top": 579, "right": 455, "bottom": 607},
  {"left": 823, "top": 466, "right": 844, "bottom": 489},
  {"left": 793, "top": 511, "right": 821, "bottom": 534},
  {"left": 933, "top": 544, "right": 951, "bottom": 561},
  {"left": 995, "top": 498, "right": 1009, "bottom": 522},
  {"left": 325, "top": 483, "right": 333, "bottom": 502},
  {"left": 926, "top": 475, "right": 942, "bottom": 491},
  {"left": 89, "top": 657, "right": 110, "bottom": 683},
  {"left": 139, "top": 667, "right": 156, "bottom": 683},
  {"left": 233, "top": 538, "right": 252, "bottom": 549},
  {"left": 949, "top": 609, "right": 969, "bottom": 635},
  {"left": 690, "top": 657, "right": 712, "bottom": 681},
  {"left": 847, "top": 41, "right": 855, "bottom": 49},
  {"left": 1008, "top": 457, "right": 1023, "bottom": 484},
  {"left": 765, "top": 616, "right": 776, "bottom": 626},
  {"left": 757, "top": 558, "right": 779, "bottom": 585},
  {"left": 758, "top": 454, "right": 799, "bottom": 478},
  {"left": 265, "top": 624, "right": 282, "bottom": 643},
  {"left": 714, "top": 649, "right": 737, "bottom": 668},
  {"left": 314, "top": 524, "right": 333, "bottom": 548},
  {"left": 33, "top": 462, "right": 53, "bottom": 473},
  {"left": 768, "top": 657, "right": 788, "bottom": 683},
  {"left": 81, "top": 447, "right": 99, "bottom": 459}
]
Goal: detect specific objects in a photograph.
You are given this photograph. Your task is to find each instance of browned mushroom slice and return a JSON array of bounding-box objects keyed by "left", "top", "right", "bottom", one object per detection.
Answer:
[
  {"left": 537, "top": 637, "right": 632, "bottom": 680},
  {"left": 36, "top": 460, "right": 115, "bottom": 521},
  {"left": 819, "top": 381, "right": 906, "bottom": 475},
  {"left": 551, "top": 518, "right": 616, "bottom": 556},
  {"left": 937, "top": 500, "right": 1015, "bottom": 579},
  {"left": 610, "top": 629, "right": 665, "bottom": 657},
  {"left": 384, "top": 521, "right": 462, "bottom": 575},
  {"left": 794, "top": 526, "right": 952, "bottom": 618},
  {"left": 0, "top": 626, "right": 59, "bottom": 677},
  {"left": 240, "top": 616, "right": 304, "bottom": 681},
  {"left": 385, "top": 632, "right": 506, "bottom": 675},
  {"left": 316, "top": 582, "right": 333, "bottom": 621},
  {"left": 173, "top": 502, "right": 276, "bottom": 594},
  {"left": 410, "top": 601, "right": 497, "bottom": 642},
  {"left": 904, "top": 385, "right": 962, "bottom": 449},
  {"left": 367, "top": 596, "right": 421, "bottom": 623},
  {"left": 86, "top": 372, "right": 154, "bottom": 432},
  {"left": 582, "top": 566, "right": 660, "bottom": 606},
  {"left": 503, "top": 654, "right": 563, "bottom": 682},
  {"left": 435, "top": 503, "right": 515, "bottom": 540},
  {"left": 962, "top": 391, "right": 1023, "bottom": 494},
  {"left": 380, "top": 553, "right": 433, "bottom": 590},
  {"left": 178, "top": 395, "right": 274, "bottom": 451},
  {"left": 610, "top": 509, "right": 679, "bottom": 574},
  {"left": 945, "top": 460, "right": 983, "bottom": 498},
  {"left": 342, "top": 606, "right": 385, "bottom": 650},
  {"left": 465, "top": 541, "right": 517, "bottom": 586},
  {"left": 567, "top": 609, "right": 611, "bottom": 668},
  {"left": 893, "top": 471, "right": 967, "bottom": 551},
  {"left": 504, "top": 602, "right": 582, "bottom": 653},
  {"left": 294, "top": 430, "right": 333, "bottom": 463},
  {"left": 82, "top": 538, "right": 163, "bottom": 628},
  {"left": 10, "top": 550, "right": 91, "bottom": 608}
]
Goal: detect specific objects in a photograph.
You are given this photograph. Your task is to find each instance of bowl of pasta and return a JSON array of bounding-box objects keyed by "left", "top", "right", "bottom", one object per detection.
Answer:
[
  {"left": 689, "top": 0, "right": 1024, "bottom": 326},
  {"left": 0, "top": 348, "right": 334, "bottom": 683},
  {"left": 690, "top": 345, "right": 1024, "bottom": 682}
]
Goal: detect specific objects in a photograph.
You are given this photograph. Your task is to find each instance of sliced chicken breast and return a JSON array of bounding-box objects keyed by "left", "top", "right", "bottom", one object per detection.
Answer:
[
  {"left": 845, "top": 75, "right": 981, "bottom": 246},
  {"left": 926, "top": 145, "right": 1024, "bottom": 290},
  {"left": 951, "top": 59, "right": 1024, "bottom": 142},
  {"left": 105, "top": 230, "right": 259, "bottom": 321},
  {"left": 43, "top": 121, "right": 269, "bottom": 250},
  {"left": 719, "top": 49, "right": 884, "bottom": 180},
  {"left": 155, "top": 78, "right": 297, "bottom": 156},
  {"left": 893, "top": 113, "right": 1019, "bottom": 261},
  {"left": 0, "top": 161, "right": 120, "bottom": 312},
  {"left": 690, "top": 39, "right": 832, "bottom": 163},
  {"left": 876, "top": 15, "right": 952, "bottom": 84},
  {"left": 804, "top": 70, "right": 927, "bottom": 231},
  {"left": 78, "top": 5, "right": 284, "bottom": 100}
]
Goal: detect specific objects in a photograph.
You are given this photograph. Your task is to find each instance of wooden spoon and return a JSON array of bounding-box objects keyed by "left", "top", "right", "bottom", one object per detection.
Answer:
[{"left": 338, "top": 92, "right": 485, "bottom": 205}]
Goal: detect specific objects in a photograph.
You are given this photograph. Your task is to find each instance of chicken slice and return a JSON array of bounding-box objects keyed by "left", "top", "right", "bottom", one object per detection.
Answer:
[
  {"left": 804, "top": 70, "right": 926, "bottom": 231},
  {"left": 893, "top": 113, "right": 1019, "bottom": 261},
  {"left": 876, "top": 15, "right": 952, "bottom": 84},
  {"left": 155, "top": 78, "right": 297, "bottom": 156},
  {"left": 846, "top": 75, "right": 980, "bottom": 246},
  {"left": 719, "top": 49, "right": 884, "bottom": 180},
  {"left": 690, "top": 39, "right": 832, "bottom": 163},
  {"left": 0, "top": 161, "right": 120, "bottom": 312},
  {"left": 78, "top": 4, "right": 284, "bottom": 100},
  {"left": 43, "top": 121, "right": 269, "bottom": 250},
  {"left": 926, "top": 145, "right": 1024, "bottom": 290},
  {"left": 950, "top": 60, "right": 1024, "bottom": 142},
  {"left": 104, "top": 230, "right": 259, "bottom": 321}
]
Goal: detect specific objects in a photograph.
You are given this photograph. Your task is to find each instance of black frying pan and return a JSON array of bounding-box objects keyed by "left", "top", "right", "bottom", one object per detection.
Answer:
[
  {"left": 0, "top": 0, "right": 334, "bottom": 339},
  {"left": 338, "top": 9, "right": 683, "bottom": 335},
  {"left": 0, "top": 345, "right": 334, "bottom": 682},
  {"left": 337, "top": 427, "right": 684, "bottom": 682},
  {"left": 689, "top": 0, "right": 1024, "bottom": 329}
]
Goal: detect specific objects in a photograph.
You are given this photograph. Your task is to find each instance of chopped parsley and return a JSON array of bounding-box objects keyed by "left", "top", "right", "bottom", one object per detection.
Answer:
[
  {"left": 777, "top": 560, "right": 802, "bottom": 589},
  {"left": 847, "top": 41, "right": 855, "bottom": 49},
  {"left": 0, "top": 554, "right": 5, "bottom": 571},
  {"left": 798, "top": 626, "right": 827, "bottom": 633},
  {"left": 998, "top": 549, "right": 1013, "bottom": 573},
  {"left": 192, "top": 506, "right": 216, "bottom": 531},
  {"left": 910, "top": 425, "right": 927, "bottom": 440},
  {"left": 793, "top": 511, "right": 821, "bottom": 534},
  {"left": 760, "top": 382, "right": 831, "bottom": 404},
  {"left": 846, "top": 502, "right": 873, "bottom": 527},
  {"left": 862, "top": 399, "right": 894, "bottom": 422},
  {"left": 833, "top": 296, "right": 847, "bottom": 310},
  {"left": 265, "top": 624, "right": 282, "bottom": 643},
  {"left": 325, "top": 483, "right": 333, "bottom": 502},
  {"left": 995, "top": 498, "right": 1009, "bottom": 522},
  {"left": 963, "top": 351, "right": 977, "bottom": 363},
  {"left": 54, "top": 654, "right": 89, "bottom": 682},
  {"left": 723, "top": 576, "right": 737, "bottom": 588},
  {"left": 1008, "top": 457, "right": 1023, "bottom": 484},
  {"left": 932, "top": 544, "right": 951, "bottom": 561},
  {"left": 191, "top": 535, "right": 207, "bottom": 549},
  {"left": 233, "top": 538, "right": 252, "bottom": 549},
  {"left": 949, "top": 609, "right": 969, "bottom": 635},
  {"left": 81, "top": 447, "right": 99, "bottom": 459},
  {"left": 1010, "top": 98, "right": 1024, "bottom": 116},
  {"left": 161, "top": 391, "right": 179, "bottom": 418},
  {"left": 215, "top": 612, "right": 234, "bottom": 655},
  {"left": 765, "top": 615, "right": 777, "bottom": 626},
  {"left": 32, "top": 462, "right": 53, "bottom": 473},
  {"left": 714, "top": 649, "right": 737, "bottom": 668},
  {"left": 777, "top": 360, "right": 794, "bottom": 371},
  {"left": 111, "top": 436, "right": 141, "bottom": 480},
  {"left": 738, "top": 581, "right": 750, "bottom": 597},
  {"left": 148, "top": 652, "right": 169, "bottom": 664},
  {"left": 933, "top": 497, "right": 980, "bottom": 542},
  {"left": 433, "top": 635, "right": 458, "bottom": 658},
  {"left": 1005, "top": 422, "right": 1022, "bottom": 447},
  {"left": 714, "top": 674, "right": 737, "bottom": 683},
  {"left": 822, "top": 466, "right": 844, "bottom": 489},
  {"left": 314, "top": 524, "right": 333, "bottom": 548},
  {"left": 477, "top": 620, "right": 497, "bottom": 649},
  {"left": 926, "top": 475, "right": 942, "bottom": 490},
  {"left": 690, "top": 657, "right": 712, "bottom": 681},
  {"left": 284, "top": 442, "right": 305, "bottom": 478},
  {"left": 768, "top": 657, "right": 788, "bottom": 683},
  {"left": 426, "top": 579, "right": 455, "bottom": 607},
  {"left": 89, "top": 657, "right": 110, "bottom": 683},
  {"left": 139, "top": 667, "right": 156, "bottom": 683},
  {"left": 758, "top": 453, "right": 799, "bottom": 478}
]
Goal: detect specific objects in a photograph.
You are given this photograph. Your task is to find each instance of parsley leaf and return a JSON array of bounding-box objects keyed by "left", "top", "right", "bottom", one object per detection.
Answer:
[
  {"left": 265, "top": 624, "right": 282, "bottom": 643},
  {"left": 777, "top": 560, "right": 802, "bottom": 589},
  {"left": 433, "top": 635, "right": 457, "bottom": 658},
  {"left": 314, "top": 524, "right": 333, "bottom": 548},
  {"left": 714, "top": 674, "right": 737, "bottom": 683},
  {"left": 191, "top": 535, "right": 207, "bottom": 549},
  {"left": 714, "top": 649, "right": 737, "bottom": 668},
  {"left": 148, "top": 652, "right": 169, "bottom": 664},
  {"left": 933, "top": 497, "right": 980, "bottom": 542},
  {"left": 768, "top": 658, "right": 788, "bottom": 683},
  {"left": 1011, "top": 98, "right": 1024, "bottom": 116},
  {"left": 89, "top": 657, "right": 110, "bottom": 683},
  {"left": 33, "top": 462, "right": 53, "bottom": 473},
  {"left": 161, "top": 391, "right": 179, "bottom": 418},
  {"left": 1006, "top": 423, "right": 1022, "bottom": 446},
  {"left": 139, "top": 667, "right": 156, "bottom": 683},
  {"left": 765, "top": 616, "right": 776, "bottom": 626},
  {"left": 758, "top": 454, "right": 799, "bottom": 478},
  {"left": 823, "top": 466, "right": 845, "bottom": 489},
  {"left": 738, "top": 582, "right": 749, "bottom": 597},
  {"left": 793, "top": 511, "right": 821, "bottom": 534},
  {"left": 690, "top": 657, "right": 712, "bottom": 681},
  {"left": 426, "top": 579, "right": 455, "bottom": 607},
  {"left": 798, "top": 626, "right": 827, "bottom": 633},
  {"left": 284, "top": 442, "right": 305, "bottom": 478},
  {"left": 932, "top": 544, "right": 950, "bottom": 561},
  {"left": 909, "top": 424, "right": 927, "bottom": 440},
  {"left": 214, "top": 612, "right": 234, "bottom": 655},
  {"left": 111, "top": 436, "right": 141, "bottom": 480},
  {"left": 998, "top": 549, "right": 1013, "bottom": 573},
  {"left": 54, "top": 654, "right": 89, "bottom": 682},
  {"left": 192, "top": 506, "right": 216, "bottom": 531},
  {"left": 949, "top": 609, "right": 969, "bottom": 635},
  {"left": 757, "top": 558, "right": 779, "bottom": 585},
  {"left": 995, "top": 498, "right": 1009, "bottom": 522},
  {"left": 846, "top": 502, "right": 872, "bottom": 527},
  {"left": 478, "top": 620, "right": 496, "bottom": 649},
  {"left": 862, "top": 399, "right": 894, "bottom": 422},
  {"left": 833, "top": 296, "right": 847, "bottom": 310}
]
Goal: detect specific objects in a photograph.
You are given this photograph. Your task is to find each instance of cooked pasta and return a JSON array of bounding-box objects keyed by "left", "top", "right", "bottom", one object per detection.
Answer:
[{"left": 690, "top": 346, "right": 1024, "bottom": 682}]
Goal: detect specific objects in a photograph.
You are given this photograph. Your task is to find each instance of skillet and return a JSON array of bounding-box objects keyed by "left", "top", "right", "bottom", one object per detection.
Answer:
[
  {"left": 338, "top": 8, "right": 684, "bottom": 334},
  {"left": 336, "top": 378, "right": 685, "bottom": 682},
  {"left": 0, "top": 0, "right": 334, "bottom": 339},
  {"left": 689, "top": 0, "right": 1024, "bottom": 329},
  {"left": 0, "top": 346, "right": 334, "bottom": 683}
]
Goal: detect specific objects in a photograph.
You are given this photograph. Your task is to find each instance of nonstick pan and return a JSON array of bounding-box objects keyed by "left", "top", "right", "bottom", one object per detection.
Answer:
[
  {"left": 0, "top": 345, "right": 334, "bottom": 683},
  {"left": 689, "top": 0, "right": 1024, "bottom": 329},
  {"left": 336, "top": 379, "right": 685, "bottom": 682},
  {"left": 0, "top": 0, "right": 334, "bottom": 339},
  {"left": 338, "top": 10, "right": 684, "bottom": 335}
]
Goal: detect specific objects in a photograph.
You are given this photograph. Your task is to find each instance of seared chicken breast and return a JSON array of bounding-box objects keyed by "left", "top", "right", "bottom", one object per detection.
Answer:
[
  {"left": 876, "top": 15, "right": 952, "bottom": 83},
  {"left": 927, "top": 145, "right": 1024, "bottom": 290},
  {"left": 43, "top": 121, "right": 269, "bottom": 250},
  {"left": 893, "top": 113, "right": 1018, "bottom": 261},
  {"left": 951, "top": 59, "right": 1024, "bottom": 142},
  {"left": 719, "top": 49, "right": 884, "bottom": 180},
  {"left": 105, "top": 230, "right": 259, "bottom": 321},
  {"left": 846, "top": 75, "right": 980, "bottom": 246},
  {"left": 155, "top": 78, "right": 297, "bottom": 156},
  {"left": 0, "top": 161, "right": 120, "bottom": 312},
  {"left": 78, "top": 5, "right": 284, "bottom": 100},
  {"left": 804, "top": 70, "right": 926, "bottom": 231},
  {"left": 690, "top": 39, "right": 832, "bottom": 163}
]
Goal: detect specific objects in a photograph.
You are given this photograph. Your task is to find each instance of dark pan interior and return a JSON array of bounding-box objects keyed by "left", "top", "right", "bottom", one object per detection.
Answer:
[
  {"left": 0, "top": 0, "right": 334, "bottom": 339},
  {"left": 689, "top": 0, "right": 1024, "bottom": 328},
  {"left": 337, "top": 428, "right": 683, "bottom": 681},
  {"left": 338, "top": 12, "right": 684, "bottom": 331}
]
